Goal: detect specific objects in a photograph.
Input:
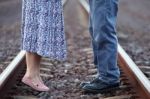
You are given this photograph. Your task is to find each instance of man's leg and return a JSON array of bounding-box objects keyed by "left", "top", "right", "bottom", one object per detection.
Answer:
[
  {"left": 89, "top": 13, "right": 98, "bottom": 67},
  {"left": 82, "top": 0, "right": 120, "bottom": 92},
  {"left": 79, "top": 3, "right": 99, "bottom": 88}
]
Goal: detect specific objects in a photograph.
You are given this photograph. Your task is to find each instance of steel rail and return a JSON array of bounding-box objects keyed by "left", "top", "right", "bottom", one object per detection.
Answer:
[
  {"left": 0, "top": 0, "right": 68, "bottom": 98},
  {"left": 0, "top": 51, "right": 26, "bottom": 98},
  {"left": 0, "top": 51, "right": 26, "bottom": 87},
  {"left": 78, "top": 0, "right": 150, "bottom": 98}
]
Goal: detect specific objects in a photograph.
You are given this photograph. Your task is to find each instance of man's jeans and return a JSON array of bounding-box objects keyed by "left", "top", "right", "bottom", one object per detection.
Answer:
[{"left": 89, "top": 0, "right": 120, "bottom": 84}]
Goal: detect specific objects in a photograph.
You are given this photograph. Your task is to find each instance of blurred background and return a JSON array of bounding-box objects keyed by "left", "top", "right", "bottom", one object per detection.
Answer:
[
  {"left": 0, "top": 0, "right": 21, "bottom": 61},
  {"left": 0, "top": 0, "right": 150, "bottom": 66}
]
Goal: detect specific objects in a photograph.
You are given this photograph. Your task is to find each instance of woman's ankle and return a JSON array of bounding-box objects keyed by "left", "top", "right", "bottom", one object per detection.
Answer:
[{"left": 24, "top": 72, "right": 39, "bottom": 79}]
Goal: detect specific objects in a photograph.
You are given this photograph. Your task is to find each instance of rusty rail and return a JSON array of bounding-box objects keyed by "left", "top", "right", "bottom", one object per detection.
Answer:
[
  {"left": 118, "top": 45, "right": 150, "bottom": 99},
  {"left": 79, "top": 0, "right": 150, "bottom": 98},
  {"left": 0, "top": 51, "right": 26, "bottom": 98}
]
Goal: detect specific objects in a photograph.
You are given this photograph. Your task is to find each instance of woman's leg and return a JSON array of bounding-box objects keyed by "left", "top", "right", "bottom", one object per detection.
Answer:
[
  {"left": 22, "top": 52, "right": 49, "bottom": 91},
  {"left": 25, "top": 52, "right": 41, "bottom": 79}
]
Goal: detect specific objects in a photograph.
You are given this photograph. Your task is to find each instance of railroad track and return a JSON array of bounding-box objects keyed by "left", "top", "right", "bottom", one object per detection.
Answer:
[{"left": 0, "top": 0, "right": 150, "bottom": 99}]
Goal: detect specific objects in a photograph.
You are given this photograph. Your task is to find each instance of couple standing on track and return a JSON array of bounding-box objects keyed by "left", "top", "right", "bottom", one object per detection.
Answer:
[{"left": 21, "top": 0, "right": 120, "bottom": 93}]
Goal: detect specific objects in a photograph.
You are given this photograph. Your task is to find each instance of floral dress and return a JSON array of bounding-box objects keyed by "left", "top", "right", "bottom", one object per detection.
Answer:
[{"left": 21, "top": 0, "right": 67, "bottom": 60}]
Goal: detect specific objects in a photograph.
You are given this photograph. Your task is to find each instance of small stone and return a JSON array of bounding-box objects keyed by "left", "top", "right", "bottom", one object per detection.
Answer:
[
  {"left": 80, "top": 95, "right": 89, "bottom": 99},
  {"left": 74, "top": 79, "right": 80, "bottom": 83},
  {"left": 64, "top": 69, "right": 68, "bottom": 73},
  {"left": 64, "top": 63, "right": 73, "bottom": 69},
  {"left": 88, "top": 69, "right": 97, "bottom": 75}
]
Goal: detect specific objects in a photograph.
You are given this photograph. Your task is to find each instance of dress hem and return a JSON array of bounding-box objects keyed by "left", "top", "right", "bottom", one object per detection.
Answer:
[{"left": 20, "top": 48, "right": 67, "bottom": 61}]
